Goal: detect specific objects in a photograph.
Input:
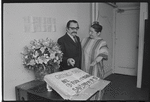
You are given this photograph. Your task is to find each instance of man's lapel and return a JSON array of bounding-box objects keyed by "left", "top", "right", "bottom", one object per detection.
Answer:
[{"left": 65, "top": 33, "right": 77, "bottom": 46}]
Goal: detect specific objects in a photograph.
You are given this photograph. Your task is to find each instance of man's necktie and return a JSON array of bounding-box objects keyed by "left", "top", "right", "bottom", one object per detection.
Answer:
[{"left": 73, "top": 36, "right": 78, "bottom": 43}]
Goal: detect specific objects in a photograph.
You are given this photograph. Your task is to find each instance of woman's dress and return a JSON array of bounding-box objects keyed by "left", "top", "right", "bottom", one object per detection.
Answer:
[{"left": 81, "top": 37, "right": 109, "bottom": 100}]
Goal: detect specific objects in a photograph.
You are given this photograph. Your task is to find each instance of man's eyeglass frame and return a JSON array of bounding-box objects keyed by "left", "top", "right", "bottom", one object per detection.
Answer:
[{"left": 69, "top": 27, "right": 79, "bottom": 30}]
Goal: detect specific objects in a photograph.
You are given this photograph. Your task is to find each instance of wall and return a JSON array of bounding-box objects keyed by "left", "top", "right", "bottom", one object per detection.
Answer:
[
  {"left": 97, "top": 3, "right": 114, "bottom": 77},
  {"left": 137, "top": 2, "right": 148, "bottom": 88},
  {"left": 3, "top": 3, "right": 91, "bottom": 100}
]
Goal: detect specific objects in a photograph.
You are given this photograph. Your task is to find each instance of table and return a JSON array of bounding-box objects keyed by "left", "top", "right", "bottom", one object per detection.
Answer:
[{"left": 15, "top": 80, "right": 99, "bottom": 101}]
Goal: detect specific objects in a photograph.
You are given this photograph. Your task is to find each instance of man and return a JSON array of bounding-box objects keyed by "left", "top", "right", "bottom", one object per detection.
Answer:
[{"left": 57, "top": 20, "right": 82, "bottom": 71}]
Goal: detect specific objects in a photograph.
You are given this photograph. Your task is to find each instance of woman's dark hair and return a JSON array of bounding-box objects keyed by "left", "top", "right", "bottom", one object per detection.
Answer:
[{"left": 91, "top": 21, "right": 103, "bottom": 33}]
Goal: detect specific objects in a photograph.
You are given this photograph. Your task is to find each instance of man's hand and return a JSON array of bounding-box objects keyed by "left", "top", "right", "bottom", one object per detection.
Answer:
[{"left": 67, "top": 58, "right": 75, "bottom": 67}]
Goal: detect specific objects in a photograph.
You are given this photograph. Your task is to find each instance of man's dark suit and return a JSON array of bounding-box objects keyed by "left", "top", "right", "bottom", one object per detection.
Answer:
[{"left": 57, "top": 33, "right": 82, "bottom": 71}]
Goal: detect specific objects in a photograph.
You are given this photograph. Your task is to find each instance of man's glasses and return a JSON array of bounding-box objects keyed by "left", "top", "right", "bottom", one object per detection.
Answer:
[{"left": 69, "top": 27, "right": 79, "bottom": 30}]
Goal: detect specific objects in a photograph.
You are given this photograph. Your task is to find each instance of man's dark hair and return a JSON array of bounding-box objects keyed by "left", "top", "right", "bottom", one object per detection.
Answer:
[{"left": 66, "top": 20, "right": 79, "bottom": 28}]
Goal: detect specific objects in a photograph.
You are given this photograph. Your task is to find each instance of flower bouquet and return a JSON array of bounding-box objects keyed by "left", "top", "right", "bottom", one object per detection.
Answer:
[{"left": 21, "top": 38, "right": 63, "bottom": 80}]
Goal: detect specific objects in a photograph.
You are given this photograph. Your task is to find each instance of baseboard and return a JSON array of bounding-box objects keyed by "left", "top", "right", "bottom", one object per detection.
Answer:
[{"left": 104, "top": 69, "right": 113, "bottom": 79}]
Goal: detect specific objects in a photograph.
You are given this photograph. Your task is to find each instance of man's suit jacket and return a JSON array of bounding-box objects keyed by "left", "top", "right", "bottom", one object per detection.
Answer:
[{"left": 57, "top": 33, "right": 82, "bottom": 71}]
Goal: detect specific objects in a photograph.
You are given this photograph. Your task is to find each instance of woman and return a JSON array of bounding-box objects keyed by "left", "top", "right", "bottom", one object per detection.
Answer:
[{"left": 81, "top": 21, "right": 109, "bottom": 100}]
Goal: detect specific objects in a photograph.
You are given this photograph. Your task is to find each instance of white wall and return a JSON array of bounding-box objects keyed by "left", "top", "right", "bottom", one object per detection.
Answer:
[
  {"left": 137, "top": 2, "right": 148, "bottom": 88},
  {"left": 3, "top": 3, "right": 91, "bottom": 100}
]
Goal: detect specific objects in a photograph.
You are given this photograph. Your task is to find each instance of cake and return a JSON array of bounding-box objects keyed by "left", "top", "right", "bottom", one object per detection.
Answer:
[{"left": 44, "top": 68, "right": 110, "bottom": 100}]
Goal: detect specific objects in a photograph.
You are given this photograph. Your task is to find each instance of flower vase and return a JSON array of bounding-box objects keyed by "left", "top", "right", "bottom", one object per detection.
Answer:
[
  {"left": 45, "top": 67, "right": 55, "bottom": 91},
  {"left": 34, "top": 70, "right": 46, "bottom": 81}
]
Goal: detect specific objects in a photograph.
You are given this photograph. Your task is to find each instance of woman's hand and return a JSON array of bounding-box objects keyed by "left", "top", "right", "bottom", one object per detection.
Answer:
[
  {"left": 90, "top": 61, "right": 96, "bottom": 66},
  {"left": 90, "top": 56, "right": 103, "bottom": 66},
  {"left": 95, "top": 56, "right": 103, "bottom": 62}
]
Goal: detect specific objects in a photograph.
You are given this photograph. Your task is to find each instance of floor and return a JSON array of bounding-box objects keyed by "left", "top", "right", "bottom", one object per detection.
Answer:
[{"left": 102, "top": 74, "right": 149, "bottom": 100}]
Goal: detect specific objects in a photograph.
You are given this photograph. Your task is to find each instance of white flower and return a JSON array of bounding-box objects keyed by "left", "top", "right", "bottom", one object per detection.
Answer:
[
  {"left": 52, "top": 46, "right": 58, "bottom": 50},
  {"left": 43, "top": 58, "right": 49, "bottom": 64},
  {"left": 57, "top": 60, "right": 60, "bottom": 64},
  {"left": 32, "top": 45, "right": 36, "bottom": 49},
  {"left": 40, "top": 47, "right": 45, "bottom": 53},
  {"left": 33, "top": 51, "right": 39, "bottom": 58},
  {"left": 39, "top": 39, "right": 44, "bottom": 43},
  {"left": 50, "top": 52, "right": 56, "bottom": 59},
  {"left": 37, "top": 57, "right": 44, "bottom": 64},
  {"left": 44, "top": 54, "right": 49, "bottom": 58},
  {"left": 55, "top": 56, "right": 59, "bottom": 60},
  {"left": 35, "top": 59, "right": 39, "bottom": 64},
  {"left": 54, "top": 59, "right": 57, "bottom": 63},
  {"left": 35, "top": 44, "right": 41, "bottom": 49},
  {"left": 22, "top": 38, "right": 63, "bottom": 73},
  {"left": 43, "top": 41, "right": 49, "bottom": 46},
  {"left": 25, "top": 55, "right": 28, "bottom": 59},
  {"left": 28, "top": 59, "right": 35, "bottom": 65},
  {"left": 57, "top": 50, "right": 61, "bottom": 53}
]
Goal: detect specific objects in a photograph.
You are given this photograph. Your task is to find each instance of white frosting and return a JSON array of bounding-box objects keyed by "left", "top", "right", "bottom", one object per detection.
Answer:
[{"left": 44, "top": 68, "right": 100, "bottom": 97}]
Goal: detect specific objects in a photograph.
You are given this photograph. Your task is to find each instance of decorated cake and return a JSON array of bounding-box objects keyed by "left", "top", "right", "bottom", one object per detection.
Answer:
[{"left": 44, "top": 68, "right": 110, "bottom": 100}]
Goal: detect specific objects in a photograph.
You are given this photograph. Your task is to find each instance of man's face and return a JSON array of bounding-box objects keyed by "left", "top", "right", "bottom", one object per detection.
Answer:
[{"left": 67, "top": 22, "right": 79, "bottom": 37}]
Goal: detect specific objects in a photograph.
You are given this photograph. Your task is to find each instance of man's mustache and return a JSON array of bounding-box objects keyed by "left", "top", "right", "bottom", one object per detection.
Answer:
[{"left": 72, "top": 32, "right": 77, "bottom": 34}]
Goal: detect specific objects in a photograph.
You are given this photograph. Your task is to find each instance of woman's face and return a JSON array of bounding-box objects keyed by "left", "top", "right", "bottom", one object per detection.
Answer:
[{"left": 89, "top": 27, "right": 100, "bottom": 39}]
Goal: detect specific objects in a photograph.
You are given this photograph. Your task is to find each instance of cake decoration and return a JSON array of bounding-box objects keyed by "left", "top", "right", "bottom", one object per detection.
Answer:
[{"left": 44, "top": 68, "right": 110, "bottom": 100}]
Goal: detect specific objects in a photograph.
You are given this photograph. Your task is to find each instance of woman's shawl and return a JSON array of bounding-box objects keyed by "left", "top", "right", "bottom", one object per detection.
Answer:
[{"left": 81, "top": 37, "right": 108, "bottom": 79}]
